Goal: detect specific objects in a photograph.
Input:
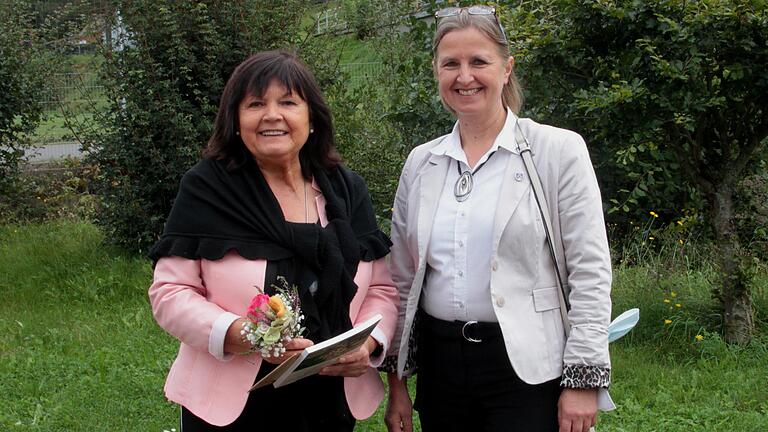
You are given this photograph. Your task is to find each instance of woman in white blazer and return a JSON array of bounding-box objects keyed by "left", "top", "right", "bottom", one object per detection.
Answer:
[{"left": 383, "top": 6, "right": 612, "bottom": 432}]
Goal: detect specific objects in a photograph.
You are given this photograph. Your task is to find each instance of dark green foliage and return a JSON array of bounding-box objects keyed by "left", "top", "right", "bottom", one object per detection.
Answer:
[
  {"left": 85, "top": 0, "right": 312, "bottom": 253},
  {"left": 735, "top": 165, "right": 768, "bottom": 260},
  {"left": 504, "top": 0, "right": 768, "bottom": 341},
  {"left": 0, "top": 1, "right": 52, "bottom": 209},
  {"left": 329, "top": 84, "right": 408, "bottom": 230},
  {"left": 327, "top": 1, "right": 454, "bottom": 225},
  {"left": 378, "top": 11, "right": 454, "bottom": 149},
  {"left": 0, "top": 161, "right": 98, "bottom": 223},
  {"left": 505, "top": 0, "right": 768, "bottom": 226},
  {"left": 341, "top": 0, "right": 392, "bottom": 40}
]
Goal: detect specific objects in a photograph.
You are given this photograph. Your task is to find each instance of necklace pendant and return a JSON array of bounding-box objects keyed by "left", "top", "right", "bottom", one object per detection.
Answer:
[{"left": 454, "top": 171, "right": 473, "bottom": 202}]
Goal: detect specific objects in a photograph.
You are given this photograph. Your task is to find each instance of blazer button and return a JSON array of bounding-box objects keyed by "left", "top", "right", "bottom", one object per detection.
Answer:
[{"left": 496, "top": 296, "right": 505, "bottom": 307}]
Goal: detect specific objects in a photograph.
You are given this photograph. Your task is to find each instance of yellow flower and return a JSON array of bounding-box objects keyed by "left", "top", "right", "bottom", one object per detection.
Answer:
[
  {"left": 663, "top": 299, "right": 671, "bottom": 303},
  {"left": 650, "top": 211, "right": 659, "bottom": 218},
  {"left": 649, "top": 236, "right": 655, "bottom": 240},
  {"left": 268, "top": 296, "right": 286, "bottom": 318},
  {"left": 675, "top": 303, "right": 681, "bottom": 308},
  {"left": 677, "top": 220, "right": 684, "bottom": 226},
  {"left": 678, "top": 239, "right": 684, "bottom": 245},
  {"left": 671, "top": 291, "right": 677, "bottom": 297},
  {"left": 664, "top": 319, "right": 672, "bottom": 325},
  {"left": 695, "top": 334, "right": 704, "bottom": 342}
]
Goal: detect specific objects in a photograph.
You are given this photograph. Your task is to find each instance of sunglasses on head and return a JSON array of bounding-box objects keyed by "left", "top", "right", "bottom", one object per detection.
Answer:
[{"left": 434, "top": 5, "right": 508, "bottom": 42}]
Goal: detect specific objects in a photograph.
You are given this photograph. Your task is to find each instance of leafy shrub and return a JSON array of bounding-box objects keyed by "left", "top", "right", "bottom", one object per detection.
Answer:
[
  {"left": 341, "top": 0, "right": 392, "bottom": 40},
  {"left": 735, "top": 168, "right": 768, "bottom": 260},
  {"left": 0, "top": 0, "right": 53, "bottom": 206},
  {"left": 0, "top": 160, "right": 98, "bottom": 223},
  {"left": 325, "top": 1, "right": 454, "bottom": 226},
  {"left": 328, "top": 84, "right": 407, "bottom": 231}
]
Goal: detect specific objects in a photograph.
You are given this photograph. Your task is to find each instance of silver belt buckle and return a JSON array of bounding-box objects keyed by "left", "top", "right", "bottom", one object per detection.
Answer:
[{"left": 461, "top": 320, "right": 482, "bottom": 343}]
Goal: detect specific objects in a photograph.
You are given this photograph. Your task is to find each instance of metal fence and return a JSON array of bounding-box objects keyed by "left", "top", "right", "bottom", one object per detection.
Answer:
[
  {"left": 315, "top": 7, "right": 348, "bottom": 35},
  {"left": 41, "top": 72, "right": 104, "bottom": 108},
  {"left": 339, "top": 62, "right": 384, "bottom": 86}
]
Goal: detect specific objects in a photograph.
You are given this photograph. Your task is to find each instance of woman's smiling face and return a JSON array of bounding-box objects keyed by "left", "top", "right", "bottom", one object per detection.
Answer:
[
  {"left": 237, "top": 79, "right": 311, "bottom": 164},
  {"left": 434, "top": 26, "right": 513, "bottom": 118}
]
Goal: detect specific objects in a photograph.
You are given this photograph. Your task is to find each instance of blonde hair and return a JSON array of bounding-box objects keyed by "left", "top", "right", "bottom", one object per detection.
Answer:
[{"left": 432, "top": 11, "right": 524, "bottom": 114}]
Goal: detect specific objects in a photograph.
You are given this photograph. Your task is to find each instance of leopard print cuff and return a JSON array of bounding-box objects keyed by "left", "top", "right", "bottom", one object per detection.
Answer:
[
  {"left": 379, "top": 355, "right": 398, "bottom": 373},
  {"left": 377, "top": 313, "right": 421, "bottom": 375},
  {"left": 560, "top": 364, "right": 611, "bottom": 388}
]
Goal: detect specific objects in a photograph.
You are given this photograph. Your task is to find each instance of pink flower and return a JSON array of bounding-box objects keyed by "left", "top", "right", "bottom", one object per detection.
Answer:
[{"left": 247, "top": 293, "right": 270, "bottom": 316}]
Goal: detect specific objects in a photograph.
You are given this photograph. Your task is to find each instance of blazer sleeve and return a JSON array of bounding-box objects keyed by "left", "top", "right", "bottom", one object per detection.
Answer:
[
  {"left": 149, "top": 256, "right": 231, "bottom": 353},
  {"left": 555, "top": 133, "right": 613, "bottom": 388},
  {"left": 380, "top": 148, "right": 418, "bottom": 374},
  {"left": 353, "top": 257, "right": 399, "bottom": 366}
]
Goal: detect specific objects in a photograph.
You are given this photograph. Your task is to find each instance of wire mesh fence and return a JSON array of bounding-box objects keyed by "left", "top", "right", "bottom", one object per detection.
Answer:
[
  {"left": 41, "top": 72, "right": 104, "bottom": 109},
  {"left": 339, "top": 62, "right": 384, "bottom": 86}
]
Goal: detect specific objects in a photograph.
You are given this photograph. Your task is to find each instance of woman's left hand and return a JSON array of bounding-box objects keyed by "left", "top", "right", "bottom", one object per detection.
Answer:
[
  {"left": 558, "top": 388, "right": 598, "bottom": 432},
  {"left": 318, "top": 336, "right": 378, "bottom": 378}
]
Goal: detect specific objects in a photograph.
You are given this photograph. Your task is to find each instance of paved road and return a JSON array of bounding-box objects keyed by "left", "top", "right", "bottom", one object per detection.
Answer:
[{"left": 24, "top": 142, "right": 83, "bottom": 163}]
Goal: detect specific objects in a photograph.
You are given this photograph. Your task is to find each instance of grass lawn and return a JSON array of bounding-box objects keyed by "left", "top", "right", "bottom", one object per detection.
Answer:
[{"left": 1, "top": 220, "right": 766, "bottom": 431}]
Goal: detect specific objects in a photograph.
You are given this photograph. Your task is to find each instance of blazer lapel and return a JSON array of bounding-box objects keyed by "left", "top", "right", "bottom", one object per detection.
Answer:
[
  {"left": 493, "top": 152, "right": 530, "bottom": 250},
  {"left": 417, "top": 153, "right": 450, "bottom": 261}
]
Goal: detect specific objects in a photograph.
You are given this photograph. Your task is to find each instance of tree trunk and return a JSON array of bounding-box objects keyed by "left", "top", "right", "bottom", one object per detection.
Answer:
[{"left": 709, "top": 184, "right": 754, "bottom": 344}]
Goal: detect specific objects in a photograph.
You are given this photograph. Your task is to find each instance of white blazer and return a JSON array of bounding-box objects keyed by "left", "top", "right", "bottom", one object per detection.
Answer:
[{"left": 388, "top": 111, "right": 612, "bottom": 386}]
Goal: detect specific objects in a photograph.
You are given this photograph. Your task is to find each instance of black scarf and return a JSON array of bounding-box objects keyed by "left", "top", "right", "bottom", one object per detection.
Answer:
[{"left": 149, "top": 157, "right": 391, "bottom": 342}]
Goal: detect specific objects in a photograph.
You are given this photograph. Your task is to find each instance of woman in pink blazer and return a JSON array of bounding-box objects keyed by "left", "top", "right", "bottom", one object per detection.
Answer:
[{"left": 148, "top": 51, "right": 398, "bottom": 431}]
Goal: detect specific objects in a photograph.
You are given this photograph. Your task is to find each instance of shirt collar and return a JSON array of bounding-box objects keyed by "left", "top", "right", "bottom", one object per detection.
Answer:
[{"left": 429, "top": 108, "right": 520, "bottom": 161}]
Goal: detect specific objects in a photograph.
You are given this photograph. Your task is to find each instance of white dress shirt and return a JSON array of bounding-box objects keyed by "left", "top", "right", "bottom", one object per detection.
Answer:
[{"left": 422, "top": 112, "right": 520, "bottom": 322}]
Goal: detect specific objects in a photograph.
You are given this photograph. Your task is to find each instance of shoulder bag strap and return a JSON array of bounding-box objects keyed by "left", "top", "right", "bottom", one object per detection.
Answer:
[{"left": 513, "top": 120, "right": 572, "bottom": 337}]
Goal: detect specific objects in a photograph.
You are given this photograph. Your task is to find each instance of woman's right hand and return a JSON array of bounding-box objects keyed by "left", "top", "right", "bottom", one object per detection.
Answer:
[
  {"left": 385, "top": 374, "right": 413, "bottom": 432},
  {"left": 224, "top": 318, "right": 313, "bottom": 363}
]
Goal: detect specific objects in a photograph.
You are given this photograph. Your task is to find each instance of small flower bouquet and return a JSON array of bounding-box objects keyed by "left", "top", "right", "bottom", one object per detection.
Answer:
[{"left": 240, "top": 276, "right": 305, "bottom": 358}]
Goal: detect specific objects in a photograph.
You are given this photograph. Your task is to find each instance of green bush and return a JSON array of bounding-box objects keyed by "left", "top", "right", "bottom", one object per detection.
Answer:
[
  {"left": 0, "top": 0, "right": 53, "bottom": 209},
  {"left": 0, "top": 160, "right": 98, "bottom": 223},
  {"left": 736, "top": 167, "right": 768, "bottom": 260},
  {"left": 341, "top": 0, "right": 391, "bottom": 40},
  {"left": 328, "top": 84, "right": 408, "bottom": 230},
  {"left": 328, "top": 1, "right": 453, "bottom": 223}
]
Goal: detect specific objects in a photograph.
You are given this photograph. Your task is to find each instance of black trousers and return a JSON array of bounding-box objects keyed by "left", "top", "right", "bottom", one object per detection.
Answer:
[
  {"left": 180, "top": 362, "right": 355, "bottom": 432},
  {"left": 415, "top": 313, "right": 561, "bottom": 432}
]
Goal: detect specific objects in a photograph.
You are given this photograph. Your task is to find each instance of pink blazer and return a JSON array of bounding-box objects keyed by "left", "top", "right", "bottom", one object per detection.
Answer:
[{"left": 149, "top": 194, "right": 399, "bottom": 426}]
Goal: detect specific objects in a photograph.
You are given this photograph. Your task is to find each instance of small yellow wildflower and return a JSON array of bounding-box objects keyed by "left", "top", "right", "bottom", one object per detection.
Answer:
[
  {"left": 678, "top": 239, "right": 684, "bottom": 245},
  {"left": 663, "top": 299, "right": 671, "bottom": 303},
  {"left": 664, "top": 319, "right": 672, "bottom": 325},
  {"left": 649, "top": 236, "right": 655, "bottom": 240},
  {"left": 650, "top": 211, "right": 659, "bottom": 218},
  {"left": 677, "top": 220, "right": 684, "bottom": 226},
  {"left": 675, "top": 303, "right": 681, "bottom": 308},
  {"left": 671, "top": 291, "right": 677, "bottom": 297},
  {"left": 695, "top": 334, "right": 704, "bottom": 342}
]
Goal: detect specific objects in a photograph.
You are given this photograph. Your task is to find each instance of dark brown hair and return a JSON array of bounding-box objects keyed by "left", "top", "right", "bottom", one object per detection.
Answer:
[{"left": 204, "top": 50, "right": 341, "bottom": 178}]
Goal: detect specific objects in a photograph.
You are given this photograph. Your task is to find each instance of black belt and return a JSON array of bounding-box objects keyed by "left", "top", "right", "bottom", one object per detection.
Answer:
[{"left": 421, "top": 312, "right": 503, "bottom": 343}]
